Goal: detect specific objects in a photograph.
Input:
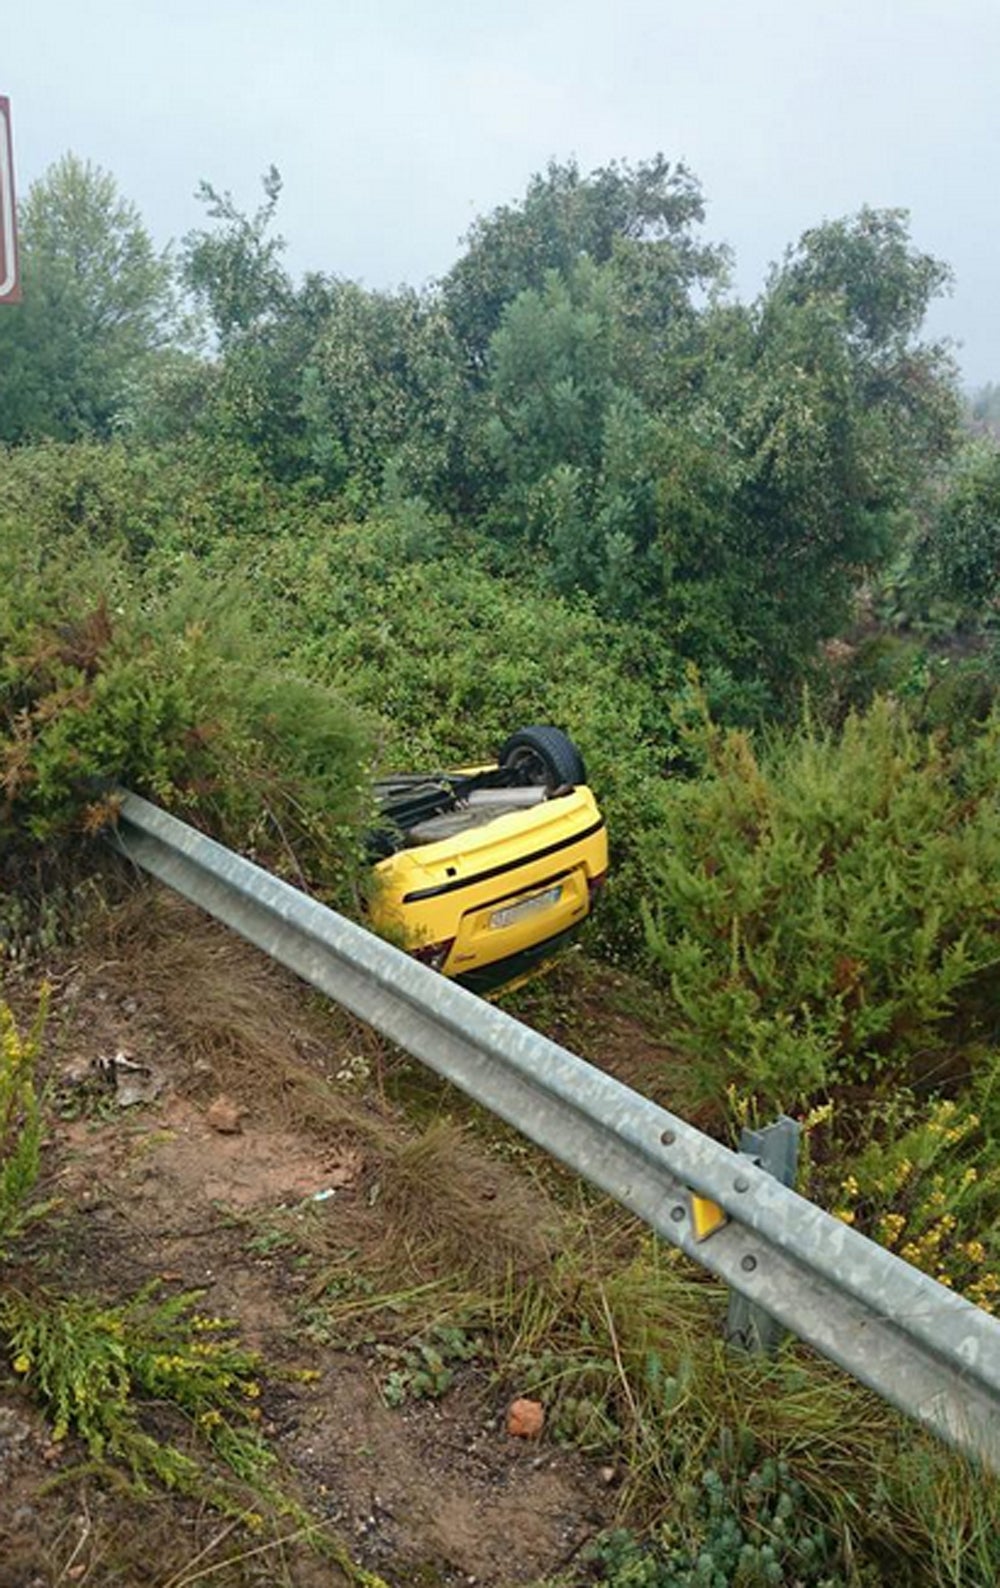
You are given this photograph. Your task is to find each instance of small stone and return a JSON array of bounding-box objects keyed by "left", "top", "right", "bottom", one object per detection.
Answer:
[
  {"left": 599, "top": 1465, "right": 618, "bottom": 1485},
  {"left": 206, "top": 1095, "right": 243, "bottom": 1134},
  {"left": 506, "top": 1397, "right": 544, "bottom": 1439}
]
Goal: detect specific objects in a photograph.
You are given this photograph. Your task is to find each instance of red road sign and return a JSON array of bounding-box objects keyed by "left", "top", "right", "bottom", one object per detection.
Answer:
[{"left": 0, "top": 96, "right": 20, "bottom": 304}]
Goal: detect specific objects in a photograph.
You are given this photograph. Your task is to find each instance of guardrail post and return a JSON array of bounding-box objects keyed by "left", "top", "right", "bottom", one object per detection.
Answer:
[{"left": 725, "top": 1115, "right": 802, "bottom": 1355}]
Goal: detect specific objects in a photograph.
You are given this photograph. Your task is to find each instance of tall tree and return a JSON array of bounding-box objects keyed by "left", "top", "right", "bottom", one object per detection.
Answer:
[
  {"left": 0, "top": 154, "right": 172, "bottom": 442},
  {"left": 442, "top": 155, "right": 726, "bottom": 374},
  {"left": 919, "top": 440, "right": 1000, "bottom": 615},
  {"left": 181, "top": 166, "right": 290, "bottom": 349},
  {"left": 479, "top": 204, "right": 960, "bottom": 701}
]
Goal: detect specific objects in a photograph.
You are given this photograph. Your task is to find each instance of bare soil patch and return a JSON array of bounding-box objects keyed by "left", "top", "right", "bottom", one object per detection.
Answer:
[{"left": 1, "top": 886, "right": 621, "bottom": 1587}]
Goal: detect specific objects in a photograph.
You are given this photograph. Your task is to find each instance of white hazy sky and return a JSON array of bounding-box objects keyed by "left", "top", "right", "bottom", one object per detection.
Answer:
[{"left": 6, "top": 0, "right": 1000, "bottom": 384}]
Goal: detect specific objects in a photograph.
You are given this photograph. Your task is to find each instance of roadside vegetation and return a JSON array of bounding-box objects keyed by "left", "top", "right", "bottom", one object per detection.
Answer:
[{"left": 1, "top": 149, "right": 999, "bottom": 1584}]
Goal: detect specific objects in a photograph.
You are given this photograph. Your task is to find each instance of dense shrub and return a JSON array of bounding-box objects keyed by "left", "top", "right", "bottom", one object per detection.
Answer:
[
  {"left": 641, "top": 698, "right": 1000, "bottom": 1106},
  {"left": 0, "top": 481, "right": 371, "bottom": 897},
  {"left": 206, "top": 509, "right": 692, "bottom": 959},
  {"left": 0, "top": 436, "right": 291, "bottom": 562},
  {"left": 920, "top": 441, "right": 1000, "bottom": 618}
]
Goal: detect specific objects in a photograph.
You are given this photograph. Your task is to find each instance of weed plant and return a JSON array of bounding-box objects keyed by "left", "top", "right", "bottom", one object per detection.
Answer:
[
  {"left": 0, "top": 990, "right": 49, "bottom": 1256},
  {"left": 802, "top": 1089, "right": 1000, "bottom": 1307},
  {"left": 642, "top": 696, "right": 1000, "bottom": 1106}
]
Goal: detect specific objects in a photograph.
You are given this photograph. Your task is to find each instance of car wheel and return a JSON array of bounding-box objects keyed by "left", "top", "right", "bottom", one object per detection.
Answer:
[{"left": 498, "top": 726, "right": 587, "bottom": 789}]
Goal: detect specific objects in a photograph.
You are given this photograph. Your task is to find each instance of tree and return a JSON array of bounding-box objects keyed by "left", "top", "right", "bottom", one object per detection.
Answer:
[
  {"left": 773, "top": 207, "right": 952, "bottom": 351},
  {"left": 181, "top": 166, "right": 290, "bottom": 349},
  {"left": 650, "top": 216, "right": 960, "bottom": 691},
  {"left": 304, "top": 282, "right": 467, "bottom": 503},
  {"left": 161, "top": 170, "right": 332, "bottom": 478},
  {"left": 920, "top": 440, "right": 1000, "bottom": 615},
  {"left": 969, "top": 383, "right": 1000, "bottom": 439},
  {"left": 0, "top": 155, "right": 173, "bottom": 442},
  {"left": 442, "top": 155, "right": 726, "bottom": 374},
  {"left": 476, "top": 203, "right": 960, "bottom": 703}
]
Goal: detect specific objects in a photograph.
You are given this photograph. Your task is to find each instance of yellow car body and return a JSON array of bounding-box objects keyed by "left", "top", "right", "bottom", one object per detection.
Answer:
[{"left": 369, "top": 731, "right": 607, "bottom": 990}]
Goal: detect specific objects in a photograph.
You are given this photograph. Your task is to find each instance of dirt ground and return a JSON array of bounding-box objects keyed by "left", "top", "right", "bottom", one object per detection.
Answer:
[{"left": 0, "top": 884, "right": 687, "bottom": 1588}]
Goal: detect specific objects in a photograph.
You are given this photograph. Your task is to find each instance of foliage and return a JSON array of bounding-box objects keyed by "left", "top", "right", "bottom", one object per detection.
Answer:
[
  {"left": 917, "top": 440, "right": 1000, "bottom": 617},
  {"left": 0, "top": 433, "right": 278, "bottom": 560},
  {"left": 588, "top": 1449, "right": 862, "bottom": 1586},
  {"left": 0, "top": 155, "right": 173, "bottom": 442},
  {"left": 0, "top": 454, "right": 372, "bottom": 893},
  {"left": 377, "top": 1324, "right": 481, "bottom": 1406},
  {"left": 442, "top": 154, "right": 725, "bottom": 372},
  {"left": 182, "top": 165, "right": 289, "bottom": 348},
  {"left": 0, "top": 994, "right": 49, "bottom": 1258},
  {"left": 483, "top": 259, "right": 669, "bottom": 617},
  {"left": 177, "top": 173, "right": 475, "bottom": 498},
  {"left": 43, "top": 149, "right": 954, "bottom": 706},
  {"left": 474, "top": 203, "right": 958, "bottom": 698},
  {"left": 3, "top": 1284, "right": 273, "bottom": 1497},
  {"left": 303, "top": 282, "right": 470, "bottom": 505},
  {"left": 773, "top": 206, "right": 952, "bottom": 352},
  {"left": 806, "top": 1088, "right": 1000, "bottom": 1311},
  {"left": 641, "top": 698, "right": 1000, "bottom": 1106},
  {"left": 969, "top": 382, "right": 1000, "bottom": 438}
]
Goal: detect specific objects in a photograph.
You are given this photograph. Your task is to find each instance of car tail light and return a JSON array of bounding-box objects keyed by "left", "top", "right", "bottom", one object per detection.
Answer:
[
  {"left": 587, "top": 871, "right": 608, "bottom": 905},
  {"left": 411, "top": 938, "right": 456, "bottom": 973}
]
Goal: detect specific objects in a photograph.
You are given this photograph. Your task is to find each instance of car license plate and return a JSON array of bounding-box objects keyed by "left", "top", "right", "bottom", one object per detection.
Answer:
[{"left": 489, "top": 885, "right": 562, "bottom": 931}]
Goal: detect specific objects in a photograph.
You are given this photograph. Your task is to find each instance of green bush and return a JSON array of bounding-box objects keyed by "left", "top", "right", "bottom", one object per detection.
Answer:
[
  {"left": 921, "top": 441, "right": 1000, "bottom": 618},
  {"left": 0, "top": 472, "right": 371, "bottom": 896},
  {"left": 805, "top": 1087, "right": 1000, "bottom": 1309},
  {"left": 0, "top": 436, "right": 282, "bottom": 561},
  {"left": 198, "top": 509, "right": 688, "bottom": 959},
  {"left": 641, "top": 698, "right": 1000, "bottom": 1106}
]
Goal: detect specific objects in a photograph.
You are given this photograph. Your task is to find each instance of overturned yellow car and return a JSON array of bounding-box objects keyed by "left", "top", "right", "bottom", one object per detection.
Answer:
[{"left": 369, "top": 727, "right": 608, "bottom": 991}]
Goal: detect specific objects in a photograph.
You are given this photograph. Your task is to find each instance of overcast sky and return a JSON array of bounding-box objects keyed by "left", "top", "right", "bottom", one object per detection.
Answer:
[{"left": 6, "top": 0, "right": 999, "bottom": 384}]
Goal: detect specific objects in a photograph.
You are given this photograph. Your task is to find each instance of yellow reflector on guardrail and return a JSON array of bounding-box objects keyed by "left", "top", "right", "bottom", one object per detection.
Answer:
[{"left": 691, "top": 1194, "right": 727, "bottom": 1241}]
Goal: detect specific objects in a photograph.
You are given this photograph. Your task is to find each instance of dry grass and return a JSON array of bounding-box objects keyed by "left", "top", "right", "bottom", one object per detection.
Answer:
[
  {"left": 17, "top": 875, "right": 1000, "bottom": 1586},
  {"left": 375, "top": 1119, "right": 559, "bottom": 1284},
  {"left": 0, "top": 1481, "right": 355, "bottom": 1588},
  {"left": 98, "top": 883, "right": 563, "bottom": 1293},
  {"left": 97, "top": 885, "right": 387, "bottom": 1142}
]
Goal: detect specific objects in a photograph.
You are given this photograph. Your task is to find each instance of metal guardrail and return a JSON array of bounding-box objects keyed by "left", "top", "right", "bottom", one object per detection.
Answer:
[{"left": 111, "top": 790, "right": 1000, "bottom": 1473}]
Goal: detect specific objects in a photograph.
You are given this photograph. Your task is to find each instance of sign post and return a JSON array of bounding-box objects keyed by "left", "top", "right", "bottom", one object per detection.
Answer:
[{"left": 0, "top": 96, "right": 21, "bottom": 304}]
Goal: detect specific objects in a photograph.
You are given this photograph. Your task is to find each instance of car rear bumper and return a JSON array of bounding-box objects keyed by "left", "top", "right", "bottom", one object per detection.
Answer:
[{"left": 371, "top": 786, "right": 607, "bottom": 980}]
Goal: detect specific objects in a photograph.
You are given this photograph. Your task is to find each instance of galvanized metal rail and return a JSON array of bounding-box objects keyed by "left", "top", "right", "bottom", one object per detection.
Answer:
[{"left": 111, "top": 790, "right": 1000, "bottom": 1473}]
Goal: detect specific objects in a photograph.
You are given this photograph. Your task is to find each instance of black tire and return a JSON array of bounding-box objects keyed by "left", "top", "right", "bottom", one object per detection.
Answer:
[{"left": 498, "top": 725, "right": 587, "bottom": 789}]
